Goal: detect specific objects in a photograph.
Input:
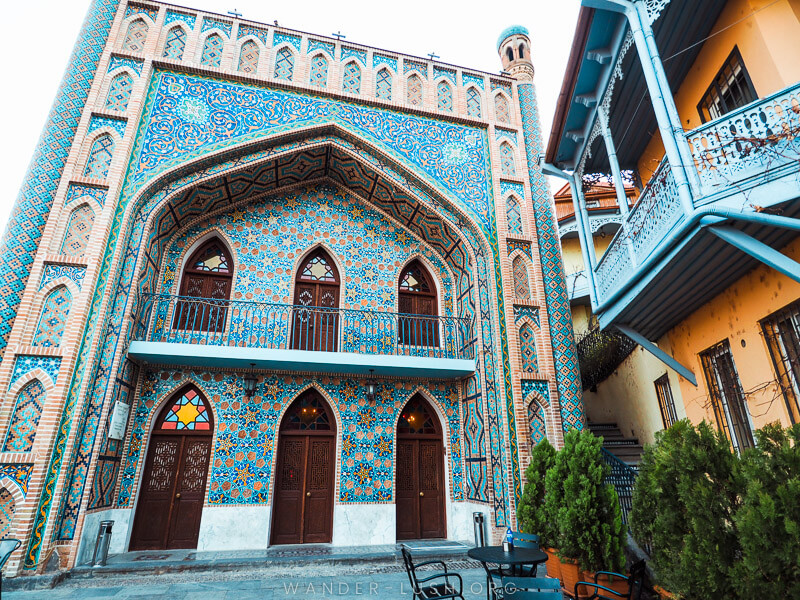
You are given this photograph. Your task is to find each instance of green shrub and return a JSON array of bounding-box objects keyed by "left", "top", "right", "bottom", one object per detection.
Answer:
[{"left": 517, "top": 438, "right": 556, "bottom": 545}]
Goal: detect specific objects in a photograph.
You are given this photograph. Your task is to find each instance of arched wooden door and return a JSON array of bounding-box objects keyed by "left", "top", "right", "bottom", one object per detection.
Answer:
[
  {"left": 396, "top": 394, "right": 446, "bottom": 540},
  {"left": 130, "top": 385, "right": 213, "bottom": 551},
  {"left": 271, "top": 390, "right": 336, "bottom": 545},
  {"left": 173, "top": 238, "right": 233, "bottom": 332},
  {"left": 398, "top": 261, "right": 439, "bottom": 347},
  {"left": 291, "top": 249, "right": 340, "bottom": 352}
]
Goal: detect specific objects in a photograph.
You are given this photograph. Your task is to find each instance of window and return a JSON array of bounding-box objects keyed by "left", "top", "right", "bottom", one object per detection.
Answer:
[
  {"left": 519, "top": 324, "right": 538, "bottom": 372},
  {"left": 3, "top": 380, "right": 46, "bottom": 452},
  {"left": 60, "top": 203, "right": 95, "bottom": 257},
  {"left": 407, "top": 74, "right": 423, "bottom": 106},
  {"left": 174, "top": 239, "right": 233, "bottom": 332},
  {"left": 700, "top": 340, "right": 755, "bottom": 452},
  {"left": 466, "top": 87, "right": 482, "bottom": 118},
  {"left": 156, "top": 385, "right": 213, "bottom": 431},
  {"left": 506, "top": 47, "right": 514, "bottom": 62},
  {"left": 292, "top": 249, "right": 340, "bottom": 352},
  {"left": 654, "top": 374, "right": 678, "bottom": 429},
  {"left": 162, "top": 26, "right": 186, "bottom": 60},
  {"left": 518, "top": 43, "right": 526, "bottom": 59},
  {"left": 105, "top": 72, "right": 133, "bottom": 112},
  {"left": 437, "top": 81, "right": 453, "bottom": 112},
  {"left": 398, "top": 394, "right": 440, "bottom": 435},
  {"left": 238, "top": 40, "right": 259, "bottom": 73},
  {"left": 512, "top": 256, "right": 531, "bottom": 303},
  {"left": 376, "top": 68, "right": 392, "bottom": 100},
  {"left": 398, "top": 260, "right": 438, "bottom": 348},
  {"left": 123, "top": 18, "right": 148, "bottom": 53},
  {"left": 309, "top": 54, "right": 329, "bottom": 88},
  {"left": 342, "top": 61, "right": 361, "bottom": 94},
  {"left": 500, "top": 142, "right": 516, "bottom": 177},
  {"left": 762, "top": 300, "right": 800, "bottom": 424},
  {"left": 274, "top": 47, "right": 295, "bottom": 81},
  {"left": 84, "top": 134, "right": 114, "bottom": 179},
  {"left": 697, "top": 47, "right": 757, "bottom": 123},
  {"left": 281, "top": 390, "right": 333, "bottom": 431},
  {"left": 506, "top": 195, "right": 522, "bottom": 236},
  {"left": 201, "top": 34, "right": 224, "bottom": 68},
  {"left": 33, "top": 286, "right": 72, "bottom": 347},
  {"left": 495, "top": 94, "right": 510, "bottom": 123}
]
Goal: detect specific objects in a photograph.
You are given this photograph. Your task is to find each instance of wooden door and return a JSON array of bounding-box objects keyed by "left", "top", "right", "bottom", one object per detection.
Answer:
[
  {"left": 291, "top": 249, "right": 340, "bottom": 352},
  {"left": 396, "top": 395, "right": 446, "bottom": 540}
]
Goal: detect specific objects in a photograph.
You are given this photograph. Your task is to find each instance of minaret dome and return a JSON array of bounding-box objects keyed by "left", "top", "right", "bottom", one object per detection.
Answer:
[{"left": 497, "top": 25, "right": 534, "bottom": 81}]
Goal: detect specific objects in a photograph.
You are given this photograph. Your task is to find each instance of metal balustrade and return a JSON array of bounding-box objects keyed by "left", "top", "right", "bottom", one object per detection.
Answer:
[{"left": 132, "top": 293, "right": 475, "bottom": 360}]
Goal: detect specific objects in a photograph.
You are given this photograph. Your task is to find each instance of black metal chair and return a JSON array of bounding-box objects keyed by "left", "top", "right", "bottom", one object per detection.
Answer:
[
  {"left": 401, "top": 545, "right": 464, "bottom": 600},
  {"left": 484, "top": 532, "right": 541, "bottom": 600},
  {"left": 574, "top": 559, "right": 647, "bottom": 600},
  {"left": 500, "top": 575, "right": 562, "bottom": 600},
  {"left": 0, "top": 539, "right": 21, "bottom": 597}
]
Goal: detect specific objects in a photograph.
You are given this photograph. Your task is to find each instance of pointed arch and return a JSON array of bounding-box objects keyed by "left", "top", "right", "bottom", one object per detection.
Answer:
[
  {"left": 279, "top": 388, "right": 336, "bottom": 432},
  {"left": 60, "top": 202, "right": 96, "bottom": 257},
  {"left": 466, "top": 86, "right": 482, "bottom": 118},
  {"left": 398, "top": 260, "right": 439, "bottom": 348},
  {"left": 376, "top": 68, "right": 392, "bottom": 100},
  {"left": 123, "top": 18, "right": 148, "bottom": 53},
  {"left": 174, "top": 237, "right": 233, "bottom": 332},
  {"left": 0, "top": 488, "right": 16, "bottom": 539},
  {"left": 291, "top": 247, "right": 340, "bottom": 352},
  {"left": 238, "top": 39, "right": 260, "bottom": 73},
  {"left": 105, "top": 71, "right": 134, "bottom": 112},
  {"left": 83, "top": 134, "right": 114, "bottom": 179},
  {"left": 3, "top": 379, "right": 47, "bottom": 452},
  {"left": 407, "top": 74, "right": 423, "bottom": 106},
  {"left": 154, "top": 384, "right": 214, "bottom": 431},
  {"left": 500, "top": 142, "right": 516, "bottom": 177},
  {"left": 512, "top": 255, "right": 532, "bottom": 303},
  {"left": 342, "top": 61, "right": 361, "bottom": 94},
  {"left": 494, "top": 93, "right": 511, "bottom": 123},
  {"left": 201, "top": 33, "right": 224, "bottom": 68},
  {"left": 33, "top": 285, "right": 72, "bottom": 347},
  {"left": 506, "top": 47, "right": 514, "bottom": 62},
  {"left": 506, "top": 194, "right": 523, "bottom": 236},
  {"left": 397, "top": 393, "right": 443, "bottom": 436},
  {"left": 274, "top": 46, "right": 295, "bottom": 81},
  {"left": 527, "top": 396, "right": 547, "bottom": 447},
  {"left": 162, "top": 25, "right": 187, "bottom": 60},
  {"left": 518, "top": 43, "right": 527, "bottom": 59},
  {"left": 309, "top": 53, "right": 329, "bottom": 88},
  {"left": 437, "top": 80, "right": 453, "bottom": 112},
  {"left": 519, "top": 323, "right": 538, "bottom": 373}
]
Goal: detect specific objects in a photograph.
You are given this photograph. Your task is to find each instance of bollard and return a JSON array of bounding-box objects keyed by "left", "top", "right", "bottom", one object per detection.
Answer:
[
  {"left": 92, "top": 520, "right": 114, "bottom": 567},
  {"left": 472, "top": 512, "right": 486, "bottom": 547}
]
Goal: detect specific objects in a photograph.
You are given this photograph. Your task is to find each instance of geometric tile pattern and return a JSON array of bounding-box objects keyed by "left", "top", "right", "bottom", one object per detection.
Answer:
[
  {"left": 201, "top": 34, "right": 224, "bottom": 68},
  {"left": 500, "top": 142, "right": 516, "bottom": 177},
  {"left": 496, "top": 128, "right": 518, "bottom": 145},
  {"left": 164, "top": 10, "right": 196, "bottom": 30},
  {"left": 104, "top": 72, "right": 133, "bottom": 112},
  {"left": 32, "top": 286, "right": 72, "bottom": 347},
  {"left": 122, "top": 19, "right": 148, "bottom": 53},
  {"left": 307, "top": 39, "right": 334, "bottom": 57},
  {"left": 83, "top": 134, "right": 114, "bottom": 179},
  {"left": 201, "top": 18, "right": 232, "bottom": 37},
  {"left": 9, "top": 355, "right": 60, "bottom": 388},
  {"left": 59, "top": 203, "right": 96, "bottom": 257},
  {"left": 403, "top": 59, "right": 426, "bottom": 76},
  {"left": 107, "top": 55, "right": 143, "bottom": 76},
  {"left": 376, "top": 68, "right": 392, "bottom": 100},
  {"left": 495, "top": 93, "right": 511, "bottom": 123},
  {"left": 466, "top": 87, "right": 482, "bottom": 118},
  {"left": 40, "top": 264, "right": 87, "bottom": 290},
  {"left": 124, "top": 5, "right": 157, "bottom": 22},
  {"left": 0, "top": 488, "right": 15, "bottom": 539},
  {"left": 274, "top": 47, "right": 294, "bottom": 81},
  {"left": 342, "top": 61, "right": 361, "bottom": 94},
  {"left": 88, "top": 116, "right": 127, "bottom": 139},
  {"left": 506, "top": 195, "right": 522, "bottom": 235},
  {"left": 162, "top": 26, "right": 187, "bottom": 61},
  {"left": 520, "top": 323, "right": 538, "bottom": 373},
  {"left": 373, "top": 54, "right": 397, "bottom": 71},
  {"left": 507, "top": 239, "right": 532, "bottom": 260},
  {"left": 65, "top": 183, "right": 107, "bottom": 207},
  {"left": 273, "top": 32, "right": 301, "bottom": 51},
  {"left": 237, "top": 40, "right": 259, "bottom": 73},
  {"left": 491, "top": 79, "right": 512, "bottom": 95},
  {"left": 309, "top": 54, "right": 328, "bottom": 87},
  {"left": 237, "top": 26, "right": 268, "bottom": 46},
  {"left": 0, "top": 464, "right": 34, "bottom": 497},
  {"left": 462, "top": 73, "right": 484, "bottom": 90},
  {"left": 407, "top": 74, "right": 422, "bottom": 106},
  {"left": 437, "top": 81, "right": 453, "bottom": 112},
  {"left": 3, "top": 379, "right": 46, "bottom": 452},
  {"left": 500, "top": 180, "right": 523, "bottom": 197},
  {"left": 513, "top": 304, "right": 539, "bottom": 327},
  {"left": 512, "top": 256, "right": 531, "bottom": 303},
  {"left": 159, "top": 387, "right": 210, "bottom": 430},
  {"left": 434, "top": 67, "right": 456, "bottom": 84},
  {"left": 527, "top": 398, "right": 546, "bottom": 446},
  {"left": 341, "top": 46, "right": 367, "bottom": 66}
]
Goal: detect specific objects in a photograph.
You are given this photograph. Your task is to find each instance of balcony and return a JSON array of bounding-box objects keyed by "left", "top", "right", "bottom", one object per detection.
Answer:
[{"left": 128, "top": 293, "right": 476, "bottom": 378}]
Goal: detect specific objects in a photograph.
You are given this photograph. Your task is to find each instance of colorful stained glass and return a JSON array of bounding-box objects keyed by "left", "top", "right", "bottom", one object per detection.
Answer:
[
  {"left": 309, "top": 54, "right": 328, "bottom": 87},
  {"left": 376, "top": 68, "right": 392, "bottom": 100},
  {"left": 467, "top": 87, "right": 482, "bottom": 118},
  {"left": 3, "top": 380, "right": 46, "bottom": 452},
  {"left": 342, "top": 61, "right": 361, "bottom": 94},
  {"left": 437, "top": 81, "right": 453, "bottom": 112},
  {"left": 281, "top": 393, "right": 331, "bottom": 431},
  {"left": 123, "top": 19, "right": 148, "bottom": 53},
  {"left": 300, "top": 254, "right": 336, "bottom": 281},
  {"left": 104, "top": 72, "right": 133, "bottom": 112},
  {"left": 407, "top": 74, "right": 422, "bottom": 106},
  {"left": 500, "top": 142, "right": 516, "bottom": 177},
  {"left": 0, "top": 489, "right": 14, "bottom": 539},
  {"left": 506, "top": 195, "right": 522, "bottom": 235},
  {"left": 159, "top": 387, "right": 211, "bottom": 430},
  {"left": 201, "top": 34, "right": 224, "bottom": 68},
  {"left": 192, "top": 244, "right": 230, "bottom": 272},
  {"left": 60, "top": 203, "right": 95, "bottom": 257},
  {"left": 520, "top": 324, "right": 538, "bottom": 372},
  {"left": 513, "top": 256, "right": 531, "bottom": 303},
  {"left": 163, "top": 26, "right": 186, "bottom": 60},
  {"left": 32, "top": 286, "right": 72, "bottom": 347},
  {"left": 495, "top": 93, "right": 511, "bottom": 123},
  {"left": 274, "top": 47, "right": 294, "bottom": 81},
  {"left": 400, "top": 264, "right": 431, "bottom": 292},
  {"left": 83, "top": 134, "right": 114, "bottom": 179},
  {"left": 238, "top": 40, "right": 259, "bottom": 73},
  {"left": 398, "top": 395, "right": 438, "bottom": 434}
]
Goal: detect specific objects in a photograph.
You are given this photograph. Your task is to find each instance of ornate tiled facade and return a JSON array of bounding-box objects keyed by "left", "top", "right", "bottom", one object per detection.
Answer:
[{"left": 0, "top": 2, "right": 582, "bottom": 573}]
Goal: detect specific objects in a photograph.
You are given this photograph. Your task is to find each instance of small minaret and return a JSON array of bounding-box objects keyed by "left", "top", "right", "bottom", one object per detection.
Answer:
[{"left": 497, "top": 26, "right": 534, "bottom": 81}]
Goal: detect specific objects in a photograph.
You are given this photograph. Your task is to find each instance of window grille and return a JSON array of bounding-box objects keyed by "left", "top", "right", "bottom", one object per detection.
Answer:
[
  {"left": 699, "top": 340, "right": 755, "bottom": 452},
  {"left": 466, "top": 87, "right": 482, "bottom": 118},
  {"left": 201, "top": 34, "right": 224, "bottom": 68},
  {"left": 274, "top": 47, "right": 294, "bottom": 81},
  {"left": 761, "top": 300, "right": 800, "bottom": 424},
  {"left": 407, "top": 75, "right": 422, "bottom": 106},
  {"left": 506, "top": 195, "right": 522, "bottom": 235},
  {"left": 697, "top": 47, "right": 757, "bottom": 123},
  {"left": 104, "top": 72, "right": 133, "bottom": 112},
  {"left": 309, "top": 54, "right": 328, "bottom": 87},
  {"left": 342, "top": 62, "right": 361, "bottom": 94},
  {"left": 123, "top": 19, "right": 148, "bottom": 53},
  {"left": 437, "top": 81, "right": 453, "bottom": 112},
  {"left": 238, "top": 40, "right": 259, "bottom": 73},
  {"left": 654, "top": 374, "right": 678, "bottom": 429},
  {"left": 495, "top": 94, "right": 510, "bottom": 123},
  {"left": 376, "top": 68, "right": 392, "bottom": 100},
  {"left": 162, "top": 26, "right": 186, "bottom": 60}
]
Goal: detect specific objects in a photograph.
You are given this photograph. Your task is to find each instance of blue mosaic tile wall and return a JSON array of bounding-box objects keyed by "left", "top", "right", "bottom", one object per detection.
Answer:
[
  {"left": 117, "top": 369, "right": 463, "bottom": 505},
  {"left": 0, "top": 464, "right": 35, "bottom": 498},
  {"left": 9, "top": 355, "right": 62, "bottom": 388},
  {"left": 40, "top": 265, "right": 87, "bottom": 291}
]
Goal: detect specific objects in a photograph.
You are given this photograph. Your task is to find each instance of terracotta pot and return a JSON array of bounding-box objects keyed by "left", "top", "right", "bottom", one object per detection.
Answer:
[
  {"left": 543, "top": 547, "right": 562, "bottom": 583},
  {"left": 654, "top": 584, "right": 678, "bottom": 599},
  {"left": 590, "top": 572, "right": 631, "bottom": 595},
  {"left": 559, "top": 558, "right": 584, "bottom": 598}
]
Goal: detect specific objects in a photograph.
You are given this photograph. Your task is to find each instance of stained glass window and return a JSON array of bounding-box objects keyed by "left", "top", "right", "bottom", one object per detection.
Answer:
[
  {"left": 300, "top": 253, "right": 336, "bottom": 281},
  {"left": 407, "top": 75, "right": 423, "bottom": 106},
  {"left": 495, "top": 93, "right": 511, "bottom": 123},
  {"left": 192, "top": 243, "right": 230, "bottom": 272},
  {"left": 201, "top": 33, "right": 224, "bottom": 68},
  {"left": 84, "top": 134, "right": 114, "bottom": 179},
  {"left": 309, "top": 54, "right": 328, "bottom": 87},
  {"left": 500, "top": 142, "right": 516, "bottom": 177},
  {"left": 437, "top": 81, "right": 453, "bottom": 112},
  {"left": 0, "top": 489, "right": 15, "bottom": 539},
  {"left": 528, "top": 400, "right": 547, "bottom": 447},
  {"left": 274, "top": 47, "right": 295, "bottom": 81},
  {"left": 123, "top": 18, "right": 148, "bottom": 53},
  {"left": 400, "top": 264, "right": 431, "bottom": 292},
  {"left": 281, "top": 392, "right": 332, "bottom": 431},
  {"left": 342, "top": 61, "right": 361, "bottom": 94},
  {"left": 398, "top": 395, "right": 438, "bottom": 435},
  {"left": 162, "top": 26, "right": 186, "bottom": 60},
  {"left": 466, "top": 87, "right": 482, "bottom": 118},
  {"left": 33, "top": 286, "right": 72, "bottom": 347},
  {"left": 376, "top": 68, "right": 392, "bottom": 100},
  {"left": 506, "top": 195, "right": 522, "bottom": 236},
  {"left": 158, "top": 387, "right": 211, "bottom": 431},
  {"left": 513, "top": 256, "right": 531, "bottom": 303},
  {"left": 60, "top": 203, "right": 95, "bottom": 257},
  {"left": 238, "top": 40, "right": 259, "bottom": 73},
  {"left": 3, "top": 380, "right": 46, "bottom": 452},
  {"left": 520, "top": 324, "right": 538, "bottom": 372},
  {"left": 105, "top": 72, "right": 133, "bottom": 112}
]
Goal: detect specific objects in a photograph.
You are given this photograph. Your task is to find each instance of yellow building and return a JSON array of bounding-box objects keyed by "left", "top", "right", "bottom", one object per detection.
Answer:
[{"left": 546, "top": 0, "right": 800, "bottom": 452}]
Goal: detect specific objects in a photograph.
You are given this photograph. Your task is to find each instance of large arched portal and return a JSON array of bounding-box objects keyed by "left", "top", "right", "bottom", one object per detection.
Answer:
[
  {"left": 270, "top": 389, "right": 337, "bottom": 544},
  {"left": 130, "top": 385, "right": 213, "bottom": 551},
  {"left": 396, "top": 394, "right": 446, "bottom": 540}
]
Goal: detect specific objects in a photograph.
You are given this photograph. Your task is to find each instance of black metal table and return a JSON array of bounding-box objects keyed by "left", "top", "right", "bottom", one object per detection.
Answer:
[{"left": 468, "top": 545, "right": 549, "bottom": 599}]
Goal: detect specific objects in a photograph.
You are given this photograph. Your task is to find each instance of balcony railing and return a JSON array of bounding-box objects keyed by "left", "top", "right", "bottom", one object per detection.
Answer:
[{"left": 132, "top": 293, "right": 475, "bottom": 360}]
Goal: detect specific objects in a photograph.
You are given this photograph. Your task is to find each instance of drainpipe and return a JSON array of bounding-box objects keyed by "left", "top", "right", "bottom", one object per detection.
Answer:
[{"left": 598, "top": 108, "right": 630, "bottom": 219}]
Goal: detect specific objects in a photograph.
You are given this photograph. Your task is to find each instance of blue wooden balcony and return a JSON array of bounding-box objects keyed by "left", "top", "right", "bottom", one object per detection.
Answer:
[{"left": 128, "top": 293, "right": 476, "bottom": 378}]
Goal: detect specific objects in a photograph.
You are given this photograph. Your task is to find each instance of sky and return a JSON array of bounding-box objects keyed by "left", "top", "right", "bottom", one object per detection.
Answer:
[{"left": 0, "top": 0, "right": 580, "bottom": 235}]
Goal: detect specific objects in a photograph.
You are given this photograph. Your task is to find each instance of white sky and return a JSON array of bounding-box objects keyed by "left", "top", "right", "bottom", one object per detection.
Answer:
[{"left": 0, "top": 0, "right": 580, "bottom": 235}]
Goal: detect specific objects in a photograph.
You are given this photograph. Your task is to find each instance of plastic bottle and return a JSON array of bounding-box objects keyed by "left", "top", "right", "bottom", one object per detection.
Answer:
[{"left": 503, "top": 527, "right": 514, "bottom": 552}]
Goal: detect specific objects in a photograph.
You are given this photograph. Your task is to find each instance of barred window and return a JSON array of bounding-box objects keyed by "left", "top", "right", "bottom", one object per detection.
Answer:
[
  {"left": 238, "top": 40, "right": 260, "bottom": 73},
  {"left": 123, "top": 18, "right": 148, "bottom": 53},
  {"left": 437, "top": 81, "right": 453, "bottom": 112},
  {"left": 201, "top": 34, "right": 224, "bottom": 68},
  {"left": 162, "top": 26, "right": 186, "bottom": 60},
  {"left": 274, "top": 47, "right": 295, "bottom": 81},
  {"left": 654, "top": 374, "right": 678, "bottom": 429},
  {"left": 342, "top": 61, "right": 361, "bottom": 94},
  {"left": 466, "top": 87, "right": 482, "bottom": 118},
  {"left": 309, "top": 54, "right": 329, "bottom": 87},
  {"left": 762, "top": 300, "right": 800, "bottom": 424},
  {"left": 376, "top": 68, "right": 392, "bottom": 100},
  {"left": 407, "top": 74, "right": 422, "bottom": 106},
  {"left": 698, "top": 47, "right": 757, "bottom": 123}
]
